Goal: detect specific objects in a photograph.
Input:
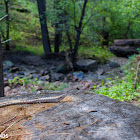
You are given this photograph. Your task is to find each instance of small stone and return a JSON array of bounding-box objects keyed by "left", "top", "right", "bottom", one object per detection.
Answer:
[
  {"left": 53, "top": 73, "right": 64, "bottom": 81},
  {"left": 39, "top": 76, "right": 47, "bottom": 81},
  {"left": 73, "top": 71, "right": 84, "bottom": 80},
  {"left": 32, "top": 74, "right": 40, "bottom": 79},
  {"left": 97, "top": 69, "right": 105, "bottom": 75},
  {"left": 4, "top": 81, "right": 9, "bottom": 86},
  {"left": 17, "top": 72, "right": 25, "bottom": 75},
  {"left": 45, "top": 75, "right": 50, "bottom": 80},
  {"left": 40, "top": 69, "right": 49, "bottom": 76},
  {"left": 38, "top": 81, "right": 46, "bottom": 86},
  {"left": 3, "top": 60, "right": 14, "bottom": 67},
  {"left": 4, "top": 86, "right": 11, "bottom": 92}
]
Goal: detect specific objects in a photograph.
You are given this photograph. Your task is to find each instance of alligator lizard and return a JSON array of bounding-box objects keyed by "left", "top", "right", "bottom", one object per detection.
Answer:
[{"left": 0, "top": 94, "right": 67, "bottom": 108}]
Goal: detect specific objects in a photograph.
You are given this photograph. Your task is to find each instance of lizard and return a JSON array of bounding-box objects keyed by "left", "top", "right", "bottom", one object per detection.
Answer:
[{"left": 0, "top": 94, "right": 67, "bottom": 108}]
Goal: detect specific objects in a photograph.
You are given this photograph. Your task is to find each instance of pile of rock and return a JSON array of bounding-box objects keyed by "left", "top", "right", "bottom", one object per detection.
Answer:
[{"left": 110, "top": 39, "right": 140, "bottom": 57}]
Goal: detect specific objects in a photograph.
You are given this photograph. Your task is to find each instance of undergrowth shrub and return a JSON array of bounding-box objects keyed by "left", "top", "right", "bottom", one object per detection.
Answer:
[
  {"left": 94, "top": 54, "right": 140, "bottom": 103},
  {"left": 9, "top": 76, "right": 68, "bottom": 91},
  {"left": 79, "top": 46, "right": 114, "bottom": 64}
]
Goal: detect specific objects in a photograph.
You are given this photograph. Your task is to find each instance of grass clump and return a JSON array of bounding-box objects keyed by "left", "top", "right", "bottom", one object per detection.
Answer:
[
  {"left": 94, "top": 54, "right": 140, "bottom": 103},
  {"left": 15, "top": 45, "right": 44, "bottom": 56},
  {"left": 9, "top": 76, "right": 69, "bottom": 91},
  {"left": 44, "top": 82, "right": 69, "bottom": 91},
  {"left": 9, "top": 76, "right": 38, "bottom": 87},
  {"left": 78, "top": 46, "right": 114, "bottom": 64}
]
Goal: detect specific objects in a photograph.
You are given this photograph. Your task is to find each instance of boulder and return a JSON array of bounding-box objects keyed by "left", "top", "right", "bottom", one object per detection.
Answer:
[
  {"left": 76, "top": 59, "right": 98, "bottom": 71},
  {"left": 114, "top": 39, "right": 140, "bottom": 47},
  {"left": 108, "top": 60, "right": 120, "bottom": 68},
  {"left": 110, "top": 39, "right": 140, "bottom": 57},
  {"left": 110, "top": 46, "right": 138, "bottom": 57}
]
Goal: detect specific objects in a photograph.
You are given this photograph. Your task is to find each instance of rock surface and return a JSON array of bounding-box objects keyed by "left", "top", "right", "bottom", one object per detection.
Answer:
[
  {"left": 110, "top": 39, "right": 140, "bottom": 57},
  {"left": 109, "top": 60, "right": 120, "bottom": 68},
  {"left": 24, "top": 91, "right": 140, "bottom": 140},
  {"left": 76, "top": 59, "right": 98, "bottom": 71},
  {"left": 110, "top": 46, "right": 138, "bottom": 57},
  {"left": 114, "top": 39, "right": 140, "bottom": 46},
  {"left": 0, "top": 90, "right": 139, "bottom": 140}
]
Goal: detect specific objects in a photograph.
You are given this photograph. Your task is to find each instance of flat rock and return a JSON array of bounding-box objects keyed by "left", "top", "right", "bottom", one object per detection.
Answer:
[
  {"left": 22, "top": 91, "right": 140, "bottom": 140},
  {"left": 0, "top": 90, "right": 139, "bottom": 140},
  {"left": 76, "top": 59, "right": 98, "bottom": 71}
]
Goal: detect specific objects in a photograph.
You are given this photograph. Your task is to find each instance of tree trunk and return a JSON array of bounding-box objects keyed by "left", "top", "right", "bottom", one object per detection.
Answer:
[
  {"left": 101, "top": 17, "right": 109, "bottom": 46},
  {"left": 65, "top": 23, "right": 72, "bottom": 51},
  {"left": 5, "top": 0, "right": 10, "bottom": 50},
  {"left": 0, "top": 35, "right": 4, "bottom": 97},
  {"left": 73, "top": 0, "right": 88, "bottom": 62},
  {"left": 54, "top": 0, "right": 62, "bottom": 53},
  {"left": 54, "top": 23, "right": 62, "bottom": 53},
  {"left": 37, "top": 0, "right": 51, "bottom": 55}
]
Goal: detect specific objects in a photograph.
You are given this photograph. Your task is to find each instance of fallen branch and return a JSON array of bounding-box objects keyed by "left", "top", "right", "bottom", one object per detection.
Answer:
[
  {"left": 1, "top": 121, "right": 17, "bottom": 134},
  {"left": 0, "top": 115, "right": 16, "bottom": 125},
  {"left": 0, "top": 15, "right": 8, "bottom": 21},
  {"left": 90, "top": 119, "right": 98, "bottom": 125},
  {"left": 134, "top": 59, "right": 140, "bottom": 89},
  {"left": 1, "top": 38, "right": 11, "bottom": 44}
]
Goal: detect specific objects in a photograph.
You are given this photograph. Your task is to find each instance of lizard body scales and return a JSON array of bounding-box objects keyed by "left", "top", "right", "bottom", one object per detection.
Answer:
[{"left": 0, "top": 94, "right": 66, "bottom": 108}]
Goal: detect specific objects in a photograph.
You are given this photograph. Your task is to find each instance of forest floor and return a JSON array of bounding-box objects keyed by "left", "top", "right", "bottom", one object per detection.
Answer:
[
  {"left": 0, "top": 50, "right": 139, "bottom": 139},
  {"left": 2, "top": 50, "right": 139, "bottom": 107}
]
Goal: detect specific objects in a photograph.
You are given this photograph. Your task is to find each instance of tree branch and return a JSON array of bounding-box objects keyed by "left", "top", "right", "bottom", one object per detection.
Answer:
[{"left": 0, "top": 14, "right": 8, "bottom": 21}]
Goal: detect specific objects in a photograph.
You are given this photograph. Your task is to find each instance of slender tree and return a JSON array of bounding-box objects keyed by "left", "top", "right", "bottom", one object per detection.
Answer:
[
  {"left": 73, "top": 0, "right": 88, "bottom": 62},
  {"left": 0, "top": 34, "right": 4, "bottom": 97},
  {"left": 4, "top": 0, "right": 10, "bottom": 50},
  {"left": 54, "top": 0, "right": 62, "bottom": 53},
  {"left": 37, "top": 0, "right": 51, "bottom": 55}
]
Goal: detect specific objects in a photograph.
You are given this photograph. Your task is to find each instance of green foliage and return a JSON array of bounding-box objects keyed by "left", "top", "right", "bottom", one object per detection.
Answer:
[
  {"left": 9, "top": 76, "right": 38, "bottom": 86},
  {"left": 79, "top": 46, "right": 114, "bottom": 63},
  {"left": 9, "top": 76, "right": 69, "bottom": 91},
  {"left": 94, "top": 54, "right": 140, "bottom": 102},
  {"left": 1, "top": 0, "right": 140, "bottom": 57},
  {"left": 95, "top": 78, "right": 140, "bottom": 102},
  {"left": 15, "top": 45, "right": 44, "bottom": 56},
  {"left": 122, "top": 54, "right": 140, "bottom": 83},
  {"left": 44, "top": 82, "right": 69, "bottom": 91}
]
